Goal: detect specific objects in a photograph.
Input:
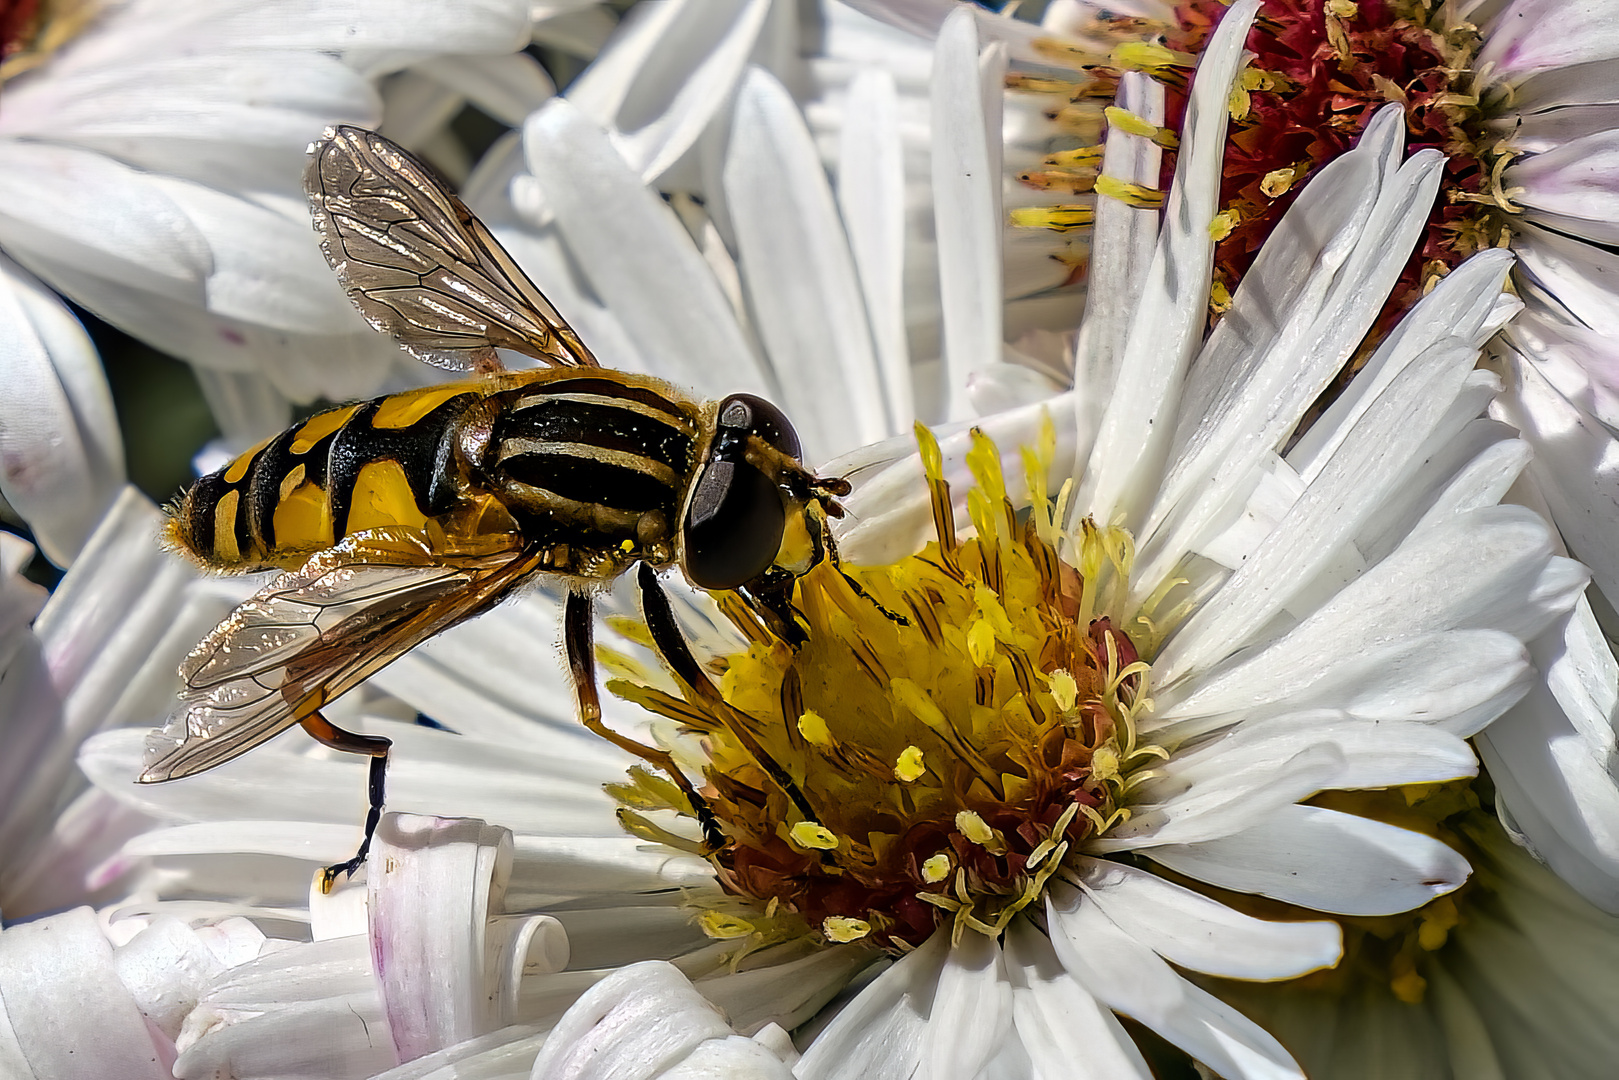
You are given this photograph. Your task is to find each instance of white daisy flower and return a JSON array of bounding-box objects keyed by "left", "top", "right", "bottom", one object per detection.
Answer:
[
  {"left": 987, "top": 0, "right": 1619, "bottom": 915},
  {"left": 27, "top": 1, "right": 1585, "bottom": 1076},
  {"left": 0, "top": 0, "right": 553, "bottom": 452}
]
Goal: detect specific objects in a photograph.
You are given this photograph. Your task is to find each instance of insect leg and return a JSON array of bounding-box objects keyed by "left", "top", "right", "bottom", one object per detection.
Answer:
[
  {"left": 300, "top": 710, "right": 392, "bottom": 893},
  {"left": 563, "top": 589, "right": 725, "bottom": 850},
  {"left": 635, "top": 564, "right": 821, "bottom": 826}
]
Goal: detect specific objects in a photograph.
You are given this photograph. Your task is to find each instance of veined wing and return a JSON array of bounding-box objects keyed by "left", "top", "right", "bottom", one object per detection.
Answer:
[
  {"left": 305, "top": 124, "right": 599, "bottom": 372},
  {"left": 140, "top": 530, "right": 544, "bottom": 783}
]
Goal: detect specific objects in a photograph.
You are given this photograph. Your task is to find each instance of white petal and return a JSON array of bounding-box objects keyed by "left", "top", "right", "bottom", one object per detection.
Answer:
[
  {"left": 1002, "top": 918, "right": 1151, "bottom": 1080},
  {"left": 793, "top": 931, "right": 947, "bottom": 1080},
  {"left": 0, "top": 907, "right": 172, "bottom": 1079},
  {"left": 567, "top": 0, "right": 773, "bottom": 183},
  {"left": 413, "top": 53, "right": 554, "bottom": 126},
  {"left": 930, "top": 8, "right": 1003, "bottom": 419},
  {"left": 0, "top": 142, "right": 211, "bottom": 302},
  {"left": 1507, "top": 129, "right": 1619, "bottom": 244},
  {"left": 920, "top": 932, "right": 1012, "bottom": 1080},
  {"left": 696, "top": 944, "right": 875, "bottom": 1037},
  {"left": 1157, "top": 629, "right": 1532, "bottom": 740},
  {"left": 1045, "top": 881, "right": 1304, "bottom": 1080},
  {"left": 1144, "top": 804, "right": 1472, "bottom": 916},
  {"left": 723, "top": 66, "right": 889, "bottom": 460},
  {"left": 837, "top": 67, "right": 914, "bottom": 434},
  {"left": 1154, "top": 318, "right": 1479, "bottom": 688},
  {"left": 523, "top": 99, "right": 768, "bottom": 400},
  {"left": 1479, "top": 0, "right": 1619, "bottom": 80},
  {"left": 527, "top": 961, "right": 735, "bottom": 1080},
  {"left": 0, "top": 258, "right": 123, "bottom": 565},
  {"left": 1073, "top": 858, "right": 1341, "bottom": 979},
  {"left": 1496, "top": 350, "right": 1619, "bottom": 611},
  {"left": 1071, "top": 0, "right": 1258, "bottom": 529},
  {"left": 369, "top": 814, "right": 517, "bottom": 1060},
  {"left": 1477, "top": 596, "right": 1619, "bottom": 911},
  {"left": 1073, "top": 72, "right": 1165, "bottom": 440},
  {"left": 1092, "top": 741, "right": 1345, "bottom": 851}
]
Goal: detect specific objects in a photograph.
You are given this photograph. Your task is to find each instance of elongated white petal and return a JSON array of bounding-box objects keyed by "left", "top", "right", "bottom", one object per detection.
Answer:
[
  {"left": 1093, "top": 742, "right": 1345, "bottom": 851},
  {"left": 724, "top": 66, "right": 888, "bottom": 460},
  {"left": 1073, "top": 858, "right": 1341, "bottom": 979},
  {"left": 1155, "top": 323, "right": 1478, "bottom": 687},
  {"left": 920, "top": 932, "right": 1012, "bottom": 1080},
  {"left": 566, "top": 0, "right": 773, "bottom": 183},
  {"left": 1072, "top": 0, "right": 1257, "bottom": 529},
  {"left": 837, "top": 67, "right": 913, "bottom": 435},
  {"left": 0, "top": 258, "right": 123, "bottom": 566},
  {"left": 523, "top": 99, "right": 767, "bottom": 400},
  {"left": 527, "top": 961, "right": 740, "bottom": 1080},
  {"left": 793, "top": 931, "right": 947, "bottom": 1080},
  {"left": 930, "top": 8, "right": 1002, "bottom": 419},
  {"left": 1508, "top": 129, "right": 1619, "bottom": 243},
  {"left": 1073, "top": 72, "right": 1164, "bottom": 434},
  {"left": 1046, "top": 882, "right": 1304, "bottom": 1080},
  {"left": 1144, "top": 804, "right": 1473, "bottom": 916},
  {"left": 1002, "top": 918, "right": 1151, "bottom": 1080},
  {"left": 1478, "top": 595, "right": 1619, "bottom": 911}
]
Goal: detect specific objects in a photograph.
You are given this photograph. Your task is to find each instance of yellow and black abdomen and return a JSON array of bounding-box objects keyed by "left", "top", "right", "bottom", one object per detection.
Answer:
[{"left": 169, "top": 383, "right": 486, "bottom": 571}]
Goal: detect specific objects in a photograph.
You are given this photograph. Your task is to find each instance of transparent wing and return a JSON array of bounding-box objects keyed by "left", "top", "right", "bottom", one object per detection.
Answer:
[
  {"left": 306, "top": 124, "right": 599, "bottom": 372},
  {"left": 140, "top": 530, "right": 543, "bottom": 783}
]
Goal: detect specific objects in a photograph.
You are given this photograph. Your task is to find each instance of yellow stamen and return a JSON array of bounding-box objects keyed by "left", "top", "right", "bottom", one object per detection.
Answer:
[
  {"left": 894, "top": 746, "right": 927, "bottom": 783},
  {"left": 789, "top": 821, "right": 840, "bottom": 851}
]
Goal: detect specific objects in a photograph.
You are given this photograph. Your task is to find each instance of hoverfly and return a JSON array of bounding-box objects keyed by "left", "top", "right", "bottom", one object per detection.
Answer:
[{"left": 139, "top": 126, "right": 868, "bottom": 889}]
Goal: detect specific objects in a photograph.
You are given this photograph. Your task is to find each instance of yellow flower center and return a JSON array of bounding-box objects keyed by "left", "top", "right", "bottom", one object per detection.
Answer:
[{"left": 608, "top": 421, "right": 1169, "bottom": 952}]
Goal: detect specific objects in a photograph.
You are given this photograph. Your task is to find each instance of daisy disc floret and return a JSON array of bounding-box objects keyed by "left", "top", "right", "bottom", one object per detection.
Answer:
[{"left": 611, "top": 421, "right": 1165, "bottom": 952}]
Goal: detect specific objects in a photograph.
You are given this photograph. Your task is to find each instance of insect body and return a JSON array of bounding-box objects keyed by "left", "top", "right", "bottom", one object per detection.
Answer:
[{"left": 141, "top": 126, "right": 850, "bottom": 888}]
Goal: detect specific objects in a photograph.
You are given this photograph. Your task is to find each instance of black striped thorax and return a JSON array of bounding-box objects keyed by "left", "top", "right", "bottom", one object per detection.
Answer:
[{"left": 481, "top": 373, "right": 704, "bottom": 551}]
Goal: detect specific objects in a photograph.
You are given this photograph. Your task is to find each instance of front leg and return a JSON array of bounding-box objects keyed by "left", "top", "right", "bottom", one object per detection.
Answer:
[{"left": 563, "top": 588, "right": 724, "bottom": 849}]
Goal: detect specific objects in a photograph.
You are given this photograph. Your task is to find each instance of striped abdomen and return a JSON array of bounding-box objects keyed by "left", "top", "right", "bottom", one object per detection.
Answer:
[
  {"left": 169, "top": 383, "right": 485, "bottom": 571},
  {"left": 483, "top": 373, "right": 704, "bottom": 577}
]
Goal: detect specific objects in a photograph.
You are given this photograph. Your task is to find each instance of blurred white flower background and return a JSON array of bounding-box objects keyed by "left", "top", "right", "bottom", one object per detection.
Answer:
[{"left": 3, "top": 0, "right": 1619, "bottom": 1078}]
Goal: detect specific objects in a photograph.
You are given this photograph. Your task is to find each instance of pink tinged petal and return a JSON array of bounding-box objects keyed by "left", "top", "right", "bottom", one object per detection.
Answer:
[
  {"left": 1002, "top": 918, "right": 1152, "bottom": 1080},
  {"left": 1477, "top": 596, "right": 1619, "bottom": 912},
  {"left": 931, "top": 8, "right": 1004, "bottom": 420},
  {"left": 1071, "top": 0, "right": 1259, "bottom": 531},
  {"left": 1071, "top": 858, "right": 1341, "bottom": 980},
  {"left": 566, "top": 0, "right": 772, "bottom": 183},
  {"left": 838, "top": 68, "right": 914, "bottom": 435},
  {"left": 368, "top": 813, "right": 519, "bottom": 1061},
  {"left": 723, "top": 66, "right": 889, "bottom": 461},
  {"left": 1507, "top": 130, "right": 1619, "bottom": 244},
  {"left": 919, "top": 933, "right": 1013, "bottom": 1080},
  {"left": 0, "top": 258, "right": 123, "bottom": 566},
  {"left": 523, "top": 99, "right": 768, "bottom": 400},
  {"left": 793, "top": 930, "right": 948, "bottom": 1080},
  {"left": 526, "top": 961, "right": 735, "bottom": 1080},
  {"left": 0, "top": 907, "right": 172, "bottom": 1079},
  {"left": 1145, "top": 804, "right": 1471, "bottom": 916},
  {"left": 1044, "top": 881, "right": 1305, "bottom": 1080},
  {"left": 1478, "top": 0, "right": 1619, "bottom": 78},
  {"left": 1074, "top": 72, "right": 1165, "bottom": 438}
]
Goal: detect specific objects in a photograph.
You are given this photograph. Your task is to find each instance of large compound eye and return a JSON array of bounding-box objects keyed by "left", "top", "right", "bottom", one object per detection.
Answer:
[
  {"left": 719, "top": 394, "right": 801, "bottom": 460},
  {"left": 682, "top": 458, "right": 785, "bottom": 589},
  {"left": 681, "top": 394, "right": 800, "bottom": 590}
]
